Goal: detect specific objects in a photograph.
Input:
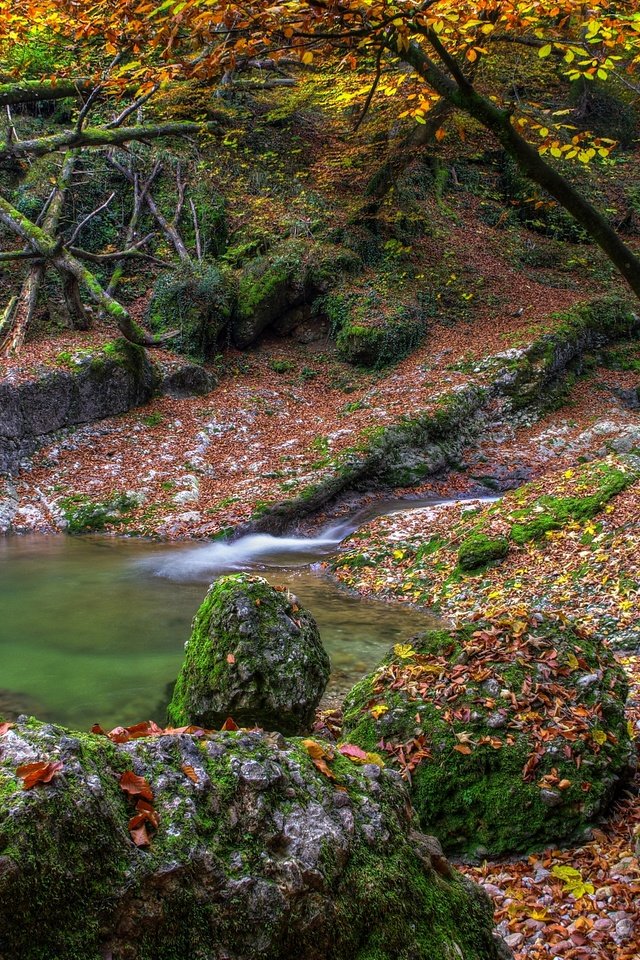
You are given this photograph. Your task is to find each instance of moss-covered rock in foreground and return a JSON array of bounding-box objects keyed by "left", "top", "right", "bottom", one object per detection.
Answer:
[
  {"left": 342, "top": 612, "right": 635, "bottom": 859},
  {"left": 0, "top": 719, "right": 508, "bottom": 960},
  {"left": 168, "top": 574, "right": 330, "bottom": 735}
]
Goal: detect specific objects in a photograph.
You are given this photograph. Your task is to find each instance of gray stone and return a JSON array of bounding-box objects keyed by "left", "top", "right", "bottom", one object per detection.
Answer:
[
  {"left": 0, "top": 718, "right": 507, "bottom": 960},
  {"left": 168, "top": 574, "right": 331, "bottom": 735}
]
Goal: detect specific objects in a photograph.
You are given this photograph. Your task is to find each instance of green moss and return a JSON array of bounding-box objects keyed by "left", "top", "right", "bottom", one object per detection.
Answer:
[
  {"left": 343, "top": 614, "right": 633, "bottom": 857},
  {"left": 148, "top": 263, "right": 235, "bottom": 361},
  {"left": 60, "top": 491, "right": 142, "bottom": 534},
  {"left": 509, "top": 465, "right": 633, "bottom": 545},
  {"left": 458, "top": 534, "right": 509, "bottom": 571}
]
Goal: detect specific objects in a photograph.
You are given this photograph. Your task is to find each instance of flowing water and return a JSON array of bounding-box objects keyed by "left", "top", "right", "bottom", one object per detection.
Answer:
[{"left": 0, "top": 497, "right": 494, "bottom": 731}]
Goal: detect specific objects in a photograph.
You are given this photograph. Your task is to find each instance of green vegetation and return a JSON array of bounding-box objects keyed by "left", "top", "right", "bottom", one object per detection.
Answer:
[
  {"left": 342, "top": 614, "right": 633, "bottom": 857},
  {"left": 457, "top": 534, "right": 509, "bottom": 571},
  {"left": 60, "top": 492, "right": 142, "bottom": 533}
]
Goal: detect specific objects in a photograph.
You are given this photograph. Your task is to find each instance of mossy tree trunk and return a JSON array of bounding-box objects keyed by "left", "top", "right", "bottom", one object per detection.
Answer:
[
  {"left": 0, "top": 193, "right": 173, "bottom": 347},
  {"left": 391, "top": 34, "right": 640, "bottom": 302},
  {"left": 0, "top": 151, "right": 78, "bottom": 356}
]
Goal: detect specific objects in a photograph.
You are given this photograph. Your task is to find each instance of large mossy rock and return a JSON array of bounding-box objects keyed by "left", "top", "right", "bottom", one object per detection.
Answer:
[
  {"left": 0, "top": 719, "right": 508, "bottom": 960},
  {"left": 168, "top": 574, "right": 330, "bottom": 735},
  {"left": 343, "top": 612, "right": 635, "bottom": 858},
  {"left": 147, "top": 263, "right": 236, "bottom": 361}
]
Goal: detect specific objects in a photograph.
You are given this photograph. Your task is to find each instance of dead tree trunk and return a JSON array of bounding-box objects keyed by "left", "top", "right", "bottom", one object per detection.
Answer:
[
  {"left": 0, "top": 151, "right": 78, "bottom": 356},
  {"left": 0, "top": 193, "right": 176, "bottom": 347}
]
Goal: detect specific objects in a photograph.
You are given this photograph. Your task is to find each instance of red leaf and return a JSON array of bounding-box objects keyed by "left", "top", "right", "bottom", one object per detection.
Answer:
[
  {"left": 226, "top": 653, "right": 236, "bottom": 664},
  {"left": 221, "top": 717, "right": 239, "bottom": 731},
  {"left": 16, "top": 760, "right": 63, "bottom": 790},
  {"left": 129, "top": 822, "right": 151, "bottom": 847},
  {"left": 108, "top": 726, "right": 131, "bottom": 743},
  {"left": 119, "top": 771, "right": 153, "bottom": 801},
  {"left": 338, "top": 743, "right": 368, "bottom": 761},
  {"left": 91, "top": 724, "right": 107, "bottom": 736},
  {"left": 0, "top": 722, "right": 14, "bottom": 736}
]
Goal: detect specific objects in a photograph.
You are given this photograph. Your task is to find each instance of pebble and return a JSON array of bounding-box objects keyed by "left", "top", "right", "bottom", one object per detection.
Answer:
[
  {"left": 615, "top": 918, "right": 634, "bottom": 942},
  {"left": 504, "top": 933, "right": 524, "bottom": 949}
]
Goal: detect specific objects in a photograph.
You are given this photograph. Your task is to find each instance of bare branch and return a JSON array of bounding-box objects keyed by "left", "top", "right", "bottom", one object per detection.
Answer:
[
  {"left": 354, "top": 45, "right": 385, "bottom": 132},
  {"left": 1, "top": 120, "right": 222, "bottom": 162},
  {"left": 76, "top": 85, "right": 103, "bottom": 133},
  {"left": 106, "top": 85, "right": 160, "bottom": 129},
  {"left": 189, "top": 198, "right": 202, "bottom": 261},
  {"left": 66, "top": 192, "right": 116, "bottom": 245}
]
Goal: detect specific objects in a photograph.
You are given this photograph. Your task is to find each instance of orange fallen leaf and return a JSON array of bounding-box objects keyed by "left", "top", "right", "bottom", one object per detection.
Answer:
[
  {"left": 0, "top": 722, "right": 14, "bottom": 736},
  {"left": 16, "top": 760, "right": 63, "bottom": 790},
  {"left": 129, "top": 822, "right": 151, "bottom": 847},
  {"left": 221, "top": 717, "right": 239, "bottom": 731},
  {"left": 119, "top": 771, "right": 153, "bottom": 801},
  {"left": 453, "top": 744, "right": 473, "bottom": 755},
  {"left": 181, "top": 764, "right": 199, "bottom": 783}
]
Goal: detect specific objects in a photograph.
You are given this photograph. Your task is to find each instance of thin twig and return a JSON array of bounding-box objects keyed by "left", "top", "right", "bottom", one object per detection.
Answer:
[
  {"left": 189, "top": 198, "right": 202, "bottom": 261},
  {"left": 106, "top": 84, "right": 159, "bottom": 129},
  {"left": 76, "top": 85, "right": 103, "bottom": 132},
  {"left": 354, "top": 45, "right": 385, "bottom": 132},
  {"left": 66, "top": 192, "right": 116, "bottom": 245}
]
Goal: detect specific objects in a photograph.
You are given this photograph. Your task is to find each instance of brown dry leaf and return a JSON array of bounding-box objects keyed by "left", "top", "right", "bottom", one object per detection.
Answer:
[
  {"left": 220, "top": 717, "right": 239, "bottom": 731},
  {"left": 181, "top": 764, "right": 199, "bottom": 783},
  {"left": 453, "top": 744, "right": 473, "bottom": 755},
  {"left": 119, "top": 770, "right": 153, "bottom": 801},
  {"left": 16, "top": 760, "right": 63, "bottom": 790},
  {"left": 129, "top": 822, "right": 151, "bottom": 847},
  {"left": 0, "top": 722, "right": 15, "bottom": 735}
]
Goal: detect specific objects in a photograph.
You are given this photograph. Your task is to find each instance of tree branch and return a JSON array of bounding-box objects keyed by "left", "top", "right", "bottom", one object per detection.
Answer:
[{"left": 1, "top": 120, "right": 221, "bottom": 162}]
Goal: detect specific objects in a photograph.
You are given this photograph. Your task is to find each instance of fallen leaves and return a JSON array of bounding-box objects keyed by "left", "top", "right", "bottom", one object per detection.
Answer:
[
  {"left": 119, "top": 770, "right": 153, "bottom": 802},
  {"left": 15, "top": 760, "right": 63, "bottom": 790},
  {"left": 119, "top": 771, "right": 157, "bottom": 847},
  {"left": 0, "top": 722, "right": 14, "bottom": 735},
  {"left": 303, "top": 738, "right": 338, "bottom": 781}
]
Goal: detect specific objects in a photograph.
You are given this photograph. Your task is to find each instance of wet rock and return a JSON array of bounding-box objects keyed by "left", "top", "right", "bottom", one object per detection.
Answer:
[
  {"left": 168, "top": 574, "right": 330, "bottom": 735},
  {"left": 342, "top": 613, "right": 635, "bottom": 857},
  {"left": 0, "top": 340, "right": 154, "bottom": 476},
  {"left": 0, "top": 718, "right": 508, "bottom": 960}
]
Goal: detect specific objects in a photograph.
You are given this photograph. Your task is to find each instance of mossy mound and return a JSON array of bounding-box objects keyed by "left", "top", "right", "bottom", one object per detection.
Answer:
[
  {"left": 168, "top": 574, "right": 330, "bottom": 735},
  {"left": 147, "top": 263, "right": 236, "bottom": 361},
  {"left": 0, "top": 719, "right": 507, "bottom": 960},
  {"left": 342, "top": 612, "right": 635, "bottom": 858},
  {"left": 458, "top": 534, "right": 509, "bottom": 571},
  {"left": 322, "top": 281, "right": 427, "bottom": 368}
]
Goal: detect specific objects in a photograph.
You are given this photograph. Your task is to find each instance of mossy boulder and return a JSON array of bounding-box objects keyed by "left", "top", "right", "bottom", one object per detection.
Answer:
[
  {"left": 343, "top": 612, "right": 635, "bottom": 858},
  {"left": 147, "top": 263, "right": 236, "bottom": 360},
  {"left": 458, "top": 534, "right": 509, "bottom": 571},
  {"left": 0, "top": 719, "right": 508, "bottom": 960},
  {"left": 168, "top": 574, "right": 330, "bottom": 735}
]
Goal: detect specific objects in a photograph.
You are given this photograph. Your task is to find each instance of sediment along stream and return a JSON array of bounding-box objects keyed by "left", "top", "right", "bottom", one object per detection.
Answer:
[{"left": 0, "top": 496, "right": 496, "bottom": 731}]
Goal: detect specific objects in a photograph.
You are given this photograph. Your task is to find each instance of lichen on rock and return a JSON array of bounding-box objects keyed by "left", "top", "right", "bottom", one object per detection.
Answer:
[
  {"left": 0, "top": 718, "right": 508, "bottom": 960},
  {"left": 342, "top": 611, "right": 635, "bottom": 858},
  {"left": 167, "top": 573, "right": 331, "bottom": 735}
]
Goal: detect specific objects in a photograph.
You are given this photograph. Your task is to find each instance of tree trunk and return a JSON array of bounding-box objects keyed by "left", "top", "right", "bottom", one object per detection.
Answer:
[
  {"left": 395, "top": 37, "right": 640, "bottom": 302},
  {"left": 1, "top": 120, "right": 221, "bottom": 162},
  {"left": 0, "top": 193, "right": 176, "bottom": 347},
  {"left": 1, "top": 151, "right": 77, "bottom": 356},
  {"left": 0, "top": 80, "right": 92, "bottom": 107}
]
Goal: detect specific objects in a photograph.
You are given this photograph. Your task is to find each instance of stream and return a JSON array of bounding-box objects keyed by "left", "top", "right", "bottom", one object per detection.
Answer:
[{"left": 0, "top": 496, "right": 493, "bottom": 731}]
